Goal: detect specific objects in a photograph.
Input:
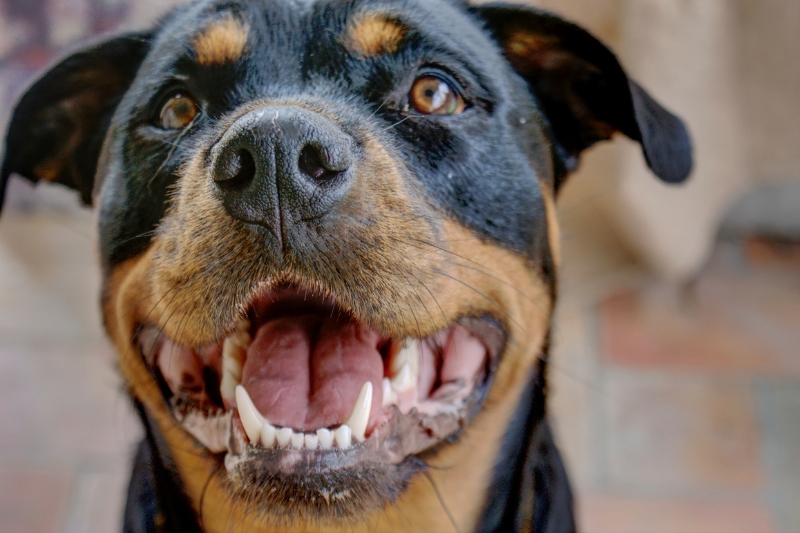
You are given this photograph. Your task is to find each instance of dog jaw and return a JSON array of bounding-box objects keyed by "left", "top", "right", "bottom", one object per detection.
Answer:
[{"left": 102, "top": 215, "right": 553, "bottom": 531}]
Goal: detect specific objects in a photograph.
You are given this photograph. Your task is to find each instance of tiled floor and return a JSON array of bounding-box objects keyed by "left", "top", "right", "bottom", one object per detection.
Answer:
[
  {"left": 548, "top": 209, "right": 800, "bottom": 531},
  {"left": 0, "top": 187, "right": 141, "bottom": 533},
  {"left": 1, "top": 181, "right": 798, "bottom": 532}
]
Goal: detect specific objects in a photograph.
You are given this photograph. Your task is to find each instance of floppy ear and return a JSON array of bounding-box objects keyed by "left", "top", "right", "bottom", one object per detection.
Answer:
[
  {"left": 472, "top": 3, "right": 693, "bottom": 189},
  {"left": 0, "top": 32, "right": 151, "bottom": 211}
]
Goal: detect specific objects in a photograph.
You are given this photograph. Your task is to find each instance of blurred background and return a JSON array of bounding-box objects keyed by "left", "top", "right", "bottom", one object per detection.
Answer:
[{"left": 0, "top": 0, "right": 798, "bottom": 532}]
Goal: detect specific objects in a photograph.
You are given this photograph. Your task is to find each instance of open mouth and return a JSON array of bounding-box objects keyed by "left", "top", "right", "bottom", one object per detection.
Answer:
[{"left": 136, "top": 285, "right": 505, "bottom": 474}]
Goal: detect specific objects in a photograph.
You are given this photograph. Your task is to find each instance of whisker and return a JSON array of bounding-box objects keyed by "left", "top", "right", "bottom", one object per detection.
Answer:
[
  {"left": 423, "top": 471, "right": 461, "bottom": 533},
  {"left": 431, "top": 269, "right": 522, "bottom": 330}
]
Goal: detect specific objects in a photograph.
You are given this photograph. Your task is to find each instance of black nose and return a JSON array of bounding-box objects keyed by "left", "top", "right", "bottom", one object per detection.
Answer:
[{"left": 211, "top": 106, "right": 354, "bottom": 236}]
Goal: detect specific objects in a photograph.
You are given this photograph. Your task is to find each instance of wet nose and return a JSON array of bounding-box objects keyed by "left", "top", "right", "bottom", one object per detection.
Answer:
[{"left": 211, "top": 106, "right": 354, "bottom": 234}]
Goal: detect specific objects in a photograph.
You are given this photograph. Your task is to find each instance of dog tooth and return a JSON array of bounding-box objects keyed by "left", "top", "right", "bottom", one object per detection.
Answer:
[
  {"left": 317, "top": 428, "right": 333, "bottom": 449},
  {"left": 390, "top": 363, "right": 416, "bottom": 392},
  {"left": 382, "top": 378, "right": 397, "bottom": 407},
  {"left": 223, "top": 335, "right": 248, "bottom": 364},
  {"left": 304, "top": 434, "right": 319, "bottom": 450},
  {"left": 344, "top": 382, "right": 372, "bottom": 442},
  {"left": 222, "top": 356, "right": 243, "bottom": 379},
  {"left": 220, "top": 372, "right": 239, "bottom": 404},
  {"left": 391, "top": 339, "right": 420, "bottom": 377},
  {"left": 260, "top": 421, "right": 276, "bottom": 448},
  {"left": 334, "top": 425, "right": 352, "bottom": 449},
  {"left": 235, "top": 385, "right": 264, "bottom": 445},
  {"left": 221, "top": 338, "right": 247, "bottom": 405},
  {"left": 276, "top": 428, "right": 293, "bottom": 448},
  {"left": 291, "top": 432, "right": 305, "bottom": 449}
]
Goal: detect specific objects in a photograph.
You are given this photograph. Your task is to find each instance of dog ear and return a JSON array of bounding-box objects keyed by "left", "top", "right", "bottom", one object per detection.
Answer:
[
  {"left": 0, "top": 32, "right": 151, "bottom": 211},
  {"left": 472, "top": 3, "right": 693, "bottom": 189}
]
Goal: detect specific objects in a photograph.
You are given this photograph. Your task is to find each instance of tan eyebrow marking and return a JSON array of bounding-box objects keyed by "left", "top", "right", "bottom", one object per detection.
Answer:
[
  {"left": 192, "top": 14, "right": 250, "bottom": 66},
  {"left": 346, "top": 12, "right": 407, "bottom": 58}
]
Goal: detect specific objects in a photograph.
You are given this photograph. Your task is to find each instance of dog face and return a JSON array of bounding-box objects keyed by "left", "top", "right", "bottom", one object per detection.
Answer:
[{"left": 1, "top": 1, "right": 691, "bottom": 531}]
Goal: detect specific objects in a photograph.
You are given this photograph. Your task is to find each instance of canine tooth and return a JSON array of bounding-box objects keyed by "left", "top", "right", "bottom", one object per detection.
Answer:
[
  {"left": 261, "top": 422, "right": 276, "bottom": 448},
  {"left": 391, "top": 363, "right": 415, "bottom": 392},
  {"left": 304, "top": 434, "right": 319, "bottom": 450},
  {"left": 344, "top": 382, "right": 372, "bottom": 442},
  {"left": 235, "top": 385, "right": 264, "bottom": 445},
  {"left": 382, "top": 378, "right": 397, "bottom": 407},
  {"left": 276, "top": 428, "right": 293, "bottom": 448},
  {"left": 317, "top": 428, "right": 333, "bottom": 449},
  {"left": 291, "top": 432, "right": 305, "bottom": 449},
  {"left": 334, "top": 425, "right": 352, "bottom": 449}
]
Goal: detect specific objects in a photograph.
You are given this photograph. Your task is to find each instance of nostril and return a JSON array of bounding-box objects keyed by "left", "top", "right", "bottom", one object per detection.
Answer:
[
  {"left": 215, "top": 148, "right": 256, "bottom": 188},
  {"left": 298, "top": 144, "right": 341, "bottom": 181}
]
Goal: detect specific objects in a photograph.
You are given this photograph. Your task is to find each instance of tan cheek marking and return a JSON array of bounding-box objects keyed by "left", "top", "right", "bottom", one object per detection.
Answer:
[
  {"left": 347, "top": 13, "right": 407, "bottom": 58},
  {"left": 542, "top": 189, "right": 561, "bottom": 270},
  {"left": 33, "top": 158, "right": 63, "bottom": 182},
  {"left": 388, "top": 220, "right": 553, "bottom": 532},
  {"left": 193, "top": 14, "right": 250, "bottom": 66}
]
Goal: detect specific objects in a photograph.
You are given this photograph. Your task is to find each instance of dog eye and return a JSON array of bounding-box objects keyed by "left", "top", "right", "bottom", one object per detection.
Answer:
[
  {"left": 159, "top": 92, "right": 199, "bottom": 130},
  {"left": 409, "top": 75, "right": 465, "bottom": 116}
]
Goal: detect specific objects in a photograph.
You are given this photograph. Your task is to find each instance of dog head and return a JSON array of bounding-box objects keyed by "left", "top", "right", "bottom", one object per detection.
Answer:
[{"left": 1, "top": 1, "right": 691, "bottom": 531}]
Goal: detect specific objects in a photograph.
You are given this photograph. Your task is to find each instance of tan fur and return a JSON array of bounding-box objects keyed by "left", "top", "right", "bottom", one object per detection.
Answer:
[
  {"left": 33, "top": 158, "right": 62, "bottom": 182},
  {"left": 101, "top": 99, "right": 555, "bottom": 531},
  {"left": 542, "top": 188, "right": 561, "bottom": 270},
  {"left": 505, "top": 31, "right": 559, "bottom": 58},
  {"left": 193, "top": 14, "right": 249, "bottom": 66},
  {"left": 346, "top": 13, "right": 407, "bottom": 58}
]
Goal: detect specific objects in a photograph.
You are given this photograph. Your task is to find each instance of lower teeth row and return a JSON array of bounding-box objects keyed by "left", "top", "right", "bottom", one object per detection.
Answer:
[{"left": 216, "top": 319, "right": 425, "bottom": 451}]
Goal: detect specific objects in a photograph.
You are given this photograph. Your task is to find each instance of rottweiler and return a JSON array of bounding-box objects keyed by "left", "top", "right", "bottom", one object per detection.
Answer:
[{"left": 0, "top": 1, "right": 692, "bottom": 531}]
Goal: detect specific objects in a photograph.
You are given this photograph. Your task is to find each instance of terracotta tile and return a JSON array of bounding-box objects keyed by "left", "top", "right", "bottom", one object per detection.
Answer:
[
  {"left": 0, "top": 344, "right": 141, "bottom": 463},
  {"left": 579, "top": 494, "right": 774, "bottom": 533},
  {"left": 0, "top": 466, "right": 72, "bottom": 533},
  {"left": 599, "top": 274, "right": 800, "bottom": 376},
  {"left": 549, "top": 300, "right": 604, "bottom": 489},
  {"left": 744, "top": 237, "right": 800, "bottom": 270},
  {"left": 0, "top": 210, "right": 104, "bottom": 347},
  {"left": 604, "top": 370, "right": 763, "bottom": 491},
  {"left": 62, "top": 468, "right": 130, "bottom": 533}
]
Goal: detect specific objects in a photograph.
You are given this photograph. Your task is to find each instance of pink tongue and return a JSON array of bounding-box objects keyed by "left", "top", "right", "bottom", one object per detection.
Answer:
[{"left": 241, "top": 314, "right": 384, "bottom": 432}]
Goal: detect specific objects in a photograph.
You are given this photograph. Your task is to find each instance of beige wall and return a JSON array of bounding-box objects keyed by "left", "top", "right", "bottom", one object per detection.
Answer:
[{"left": 518, "top": 0, "right": 800, "bottom": 279}]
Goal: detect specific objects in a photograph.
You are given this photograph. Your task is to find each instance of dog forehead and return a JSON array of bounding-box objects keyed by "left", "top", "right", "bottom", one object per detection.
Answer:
[{"left": 159, "top": 0, "right": 484, "bottom": 55}]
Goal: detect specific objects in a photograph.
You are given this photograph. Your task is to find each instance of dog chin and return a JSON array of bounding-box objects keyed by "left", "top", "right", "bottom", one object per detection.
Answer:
[{"left": 135, "top": 284, "right": 505, "bottom": 519}]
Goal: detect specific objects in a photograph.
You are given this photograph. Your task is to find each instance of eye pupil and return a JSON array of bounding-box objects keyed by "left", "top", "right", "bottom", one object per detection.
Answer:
[
  {"left": 409, "top": 75, "right": 465, "bottom": 116},
  {"left": 160, "top": 92, "right": 199, "bottom": 130}
]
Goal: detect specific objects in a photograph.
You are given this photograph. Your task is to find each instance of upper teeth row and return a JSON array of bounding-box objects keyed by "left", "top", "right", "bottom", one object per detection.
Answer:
[{"left": 220, "top": 319, "right": 423, "bottom": 450}]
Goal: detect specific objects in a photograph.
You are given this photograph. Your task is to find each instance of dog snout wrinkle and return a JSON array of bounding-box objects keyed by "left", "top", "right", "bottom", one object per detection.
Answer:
[{"left": 211, "top": 106, "right": 354, "bottom": 241}]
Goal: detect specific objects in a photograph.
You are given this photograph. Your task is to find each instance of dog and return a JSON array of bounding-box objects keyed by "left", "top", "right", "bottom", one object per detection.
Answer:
[{"left": 0, "top": 1, "right": 692, "bottom": 531}]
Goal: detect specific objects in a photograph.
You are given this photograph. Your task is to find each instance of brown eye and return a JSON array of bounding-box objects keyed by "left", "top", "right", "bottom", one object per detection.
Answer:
[
  {"left": 159, "top": 92, "right": 199, "bottom": 130},
  {"left": 409, "top": 75, "right": 465, "bottom": 115}
]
